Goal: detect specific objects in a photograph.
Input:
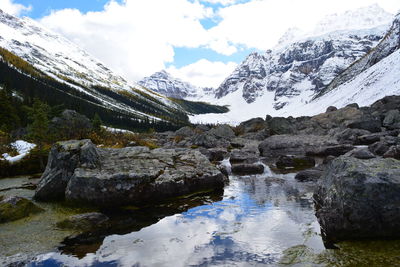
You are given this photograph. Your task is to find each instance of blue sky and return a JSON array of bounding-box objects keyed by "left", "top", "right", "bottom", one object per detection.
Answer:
[{"left": 3, "top": 0, "right": 400, "bottom": 87}]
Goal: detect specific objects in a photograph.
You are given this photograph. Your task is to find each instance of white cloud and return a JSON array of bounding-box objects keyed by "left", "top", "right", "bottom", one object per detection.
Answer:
[
  {"left": 40, "top": 0, "right": 214, "bottom": 81},
  {"left": 200, "top": 0, "right": 240, "bottom": 6},
  {"left": 207, "top": 0, "right": 400, "bottom": 51},
  {"left": 0, "top": 0, "right": 31, "bottom": 16},
  {"left": 37, "top": 0, "right": 400, "bottom": 86},
  {"left": 167, "top": 59, "right": 237, "bottom": 88}
]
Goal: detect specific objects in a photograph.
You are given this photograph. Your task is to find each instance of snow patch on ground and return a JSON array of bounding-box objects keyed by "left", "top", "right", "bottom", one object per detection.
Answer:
[{"left": 1, "top": 140, "right": 36, "bottom": 163}]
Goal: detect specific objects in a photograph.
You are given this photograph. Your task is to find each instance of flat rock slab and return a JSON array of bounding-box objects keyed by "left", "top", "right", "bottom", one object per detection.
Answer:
[
  {"left": 35, "top": 140, "right": 226, "bottom": 207},
  {"left": 314, "top": 156, "right": 400, "bottom": 243}
]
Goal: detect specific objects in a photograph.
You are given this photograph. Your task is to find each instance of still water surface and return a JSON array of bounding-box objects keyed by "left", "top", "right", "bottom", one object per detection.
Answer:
[{"left": 2, "top": 169, "right": 400, "bottom": 266}]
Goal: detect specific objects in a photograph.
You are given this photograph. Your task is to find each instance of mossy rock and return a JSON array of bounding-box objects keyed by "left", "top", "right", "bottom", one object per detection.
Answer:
[
  {"left": 56, "top": 212, "right": 109, "bottom": 232},
  {"left": 0, "top": 196, "right": 44, "bottom": 223}
]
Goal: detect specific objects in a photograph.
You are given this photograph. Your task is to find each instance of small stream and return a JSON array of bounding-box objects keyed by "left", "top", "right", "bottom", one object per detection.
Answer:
[{"left": 1, "top": 169, "right": 400, "bottom": 266}]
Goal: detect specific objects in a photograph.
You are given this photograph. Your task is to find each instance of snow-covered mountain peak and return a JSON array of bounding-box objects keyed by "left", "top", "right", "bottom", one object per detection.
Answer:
[
  {"left": 275, "top": 27, "right": 304, "bottom": 48},
  {"left": 139, "top": 70, "right": 199, "bottom": 99},
  {"left": 312, "top": 4, "right": 393, "bottom": 37}
]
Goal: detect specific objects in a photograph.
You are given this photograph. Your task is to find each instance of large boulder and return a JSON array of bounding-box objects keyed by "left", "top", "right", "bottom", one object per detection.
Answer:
[
  {"left": 314, "top": 156, "right": 400, "bottom": 243},
  {"left": 35, "top": 139, "right": 100, "bottom": 201},
  {"left": 306, "top": 144, "right": 354, "bottom": 157},
  {"left": 235, "top": 117, "right": 266, "bottom": 134},
  {"left": 0, "top": 196, "right": 43, "bottom": 223},
  {"left": 35, "top": 140, "right": 227, "bottom": 207},
  {"left": 50, "top": 110, "right": 93, "bottom": 139},
  {"left": 259, "top": 135, "right": 337, "bottom": 158},
  {"left": 208, "top": 125, "right": 235, "bottom": 139},
  {"left": 347, "top": 119, "right": 382, "bottom": 133}
]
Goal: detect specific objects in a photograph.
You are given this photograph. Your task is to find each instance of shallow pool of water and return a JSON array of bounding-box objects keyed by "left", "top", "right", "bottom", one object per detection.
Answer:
[{"left": 2, "top": 170, "right": 400, "bottom": 266}]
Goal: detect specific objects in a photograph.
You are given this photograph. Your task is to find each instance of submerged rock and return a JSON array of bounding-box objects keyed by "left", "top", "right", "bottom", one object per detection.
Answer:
[
  {"left": 231, "top": 163, "right": 264, "bottom": 176},
  {"left": 275, "top": 155, "right": 315, "bottom": 170},
  {"left": 0, "top": 196, "right": 43, "bottom": 223},
  {"left": 314, "top": 156, "right": 400, "bottom": 243},
  {"left": 56, "top": 212, "right": 109, "bottom": 231},
  {"left": 35, "top": 140, "right": 227, "bottom": 207}
]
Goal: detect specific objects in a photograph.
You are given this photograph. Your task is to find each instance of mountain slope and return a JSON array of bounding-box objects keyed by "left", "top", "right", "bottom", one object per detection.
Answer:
[
  {"left": 316, "top": 12, "right": 400, "bottom": 98},
  {"left": 214, "top": 4, "right": 392, "bottom": 108},
  {"left": 0, "top": 9, "right": 227, "bottom": 130},
  {"left": 192, "top": 5, "right": 396, "bottom": 124}
]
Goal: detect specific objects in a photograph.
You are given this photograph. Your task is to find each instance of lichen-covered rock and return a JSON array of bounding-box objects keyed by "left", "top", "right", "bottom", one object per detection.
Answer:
[
  {"left": 314, "top": 156, "right": 400, "bottom": 243},
  {"left": 208, "top": 125, "right": 235, "bottom": 139},
  {"left": 35, "top": 140, "right": 227, "bottom": 207},
  {"left": 35, "top": 139, "right": 99, "bottom": 201},
  {"left": 56, "top": 212, "right": 109, "bottom": 231},
  {"left": 0, "top": 196, "right": 43, "bottom": 223}
]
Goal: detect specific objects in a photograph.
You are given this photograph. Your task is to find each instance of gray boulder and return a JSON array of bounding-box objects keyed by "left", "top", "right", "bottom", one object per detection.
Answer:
[
  {"left": 236, "top": 117, "right": 266, "bottom": 134},
  {"left": 208, "top": 125, "right": 235, "bottom": 139},
  {"left": 295, "top": 168, "right": 324, "bottom": 182},
  {"left": 383, "top": 110, "right": 400, "bottom": 128},
  {"left": 383, "top": 145, "right": 400, "bottom": 160},
  {"left": 35, "top": 140, "right": 227, "bottom": 207},
  {"left": 50, "top": 110, "right": 92, "bottom": 138},
  {"left": 306, "top": 144, "right": 354, "bottom": 157},
  {"left": 259, "top": 135, "right": 337, "bottom": 158},
  {"left": 174, "top": 126, "right": 195, "bottom": 137},
  {"left": 347, "top": 119, "right": 382, "bottom": 133},
  {"left": 346, "top": 147, "right": 376, "bottom": 159},
  {"left": 35, "top": 140, "right": 99, "bottom": 201},
  {"left": 314, "top": 156, "right": 400, "bottom": 243}
]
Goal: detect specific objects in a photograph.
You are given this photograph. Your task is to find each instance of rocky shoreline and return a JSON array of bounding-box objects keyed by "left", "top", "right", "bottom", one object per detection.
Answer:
[{"left": 2, "top": 95, "right": 400, "bottom": 249}]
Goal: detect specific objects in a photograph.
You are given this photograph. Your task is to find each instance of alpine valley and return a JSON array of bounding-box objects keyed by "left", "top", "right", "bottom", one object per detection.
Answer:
[
  {"left": 0, "top": 9, "right": 228, "bottom": 132},
  {"left": 141, "top": 4, "right": 400, "bottom": 124}
]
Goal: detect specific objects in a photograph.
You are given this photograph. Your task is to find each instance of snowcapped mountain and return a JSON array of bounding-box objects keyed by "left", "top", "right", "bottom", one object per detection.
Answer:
[
  {"left": 138, "top": 70, "right": 199, "bottom": 99},
  {"left": 139, "top": 70, "right": 216, "bottom": 100},
  {"left": 0, "top": 9, "right": 227, "bottom": 129},
  {"left": 192, "top": 5, "right": 395, "bottom": 124}
]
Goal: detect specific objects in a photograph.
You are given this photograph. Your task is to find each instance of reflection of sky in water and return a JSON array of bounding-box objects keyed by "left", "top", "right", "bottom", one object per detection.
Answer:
[{"left": 30, "top": 174, "right": 324, "bottom": 267}]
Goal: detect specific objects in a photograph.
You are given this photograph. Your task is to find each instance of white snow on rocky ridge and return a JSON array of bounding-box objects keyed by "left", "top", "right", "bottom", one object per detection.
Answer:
[{"left": 191, "top": 4, "right": 399, "bottom": 125}]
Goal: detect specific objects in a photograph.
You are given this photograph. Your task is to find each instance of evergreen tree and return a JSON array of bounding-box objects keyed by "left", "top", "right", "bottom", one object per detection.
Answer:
[
  {"left": 27, "top": 99, "right": 50, "bottom": 149},
  {"left": 92, "top": 113, "right": 102, "bottom": 133},
  {"left": 0, "top": 88, "right": 20, "bottom": 132}
]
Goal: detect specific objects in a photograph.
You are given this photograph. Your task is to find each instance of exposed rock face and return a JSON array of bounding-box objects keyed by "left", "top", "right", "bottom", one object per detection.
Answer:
[
  {"left": 314, "top": 156, "right": 400, "bottom": 243},
  {"left": 35, "top": 140, "right": 226, "bottom": 207},
  {"left": 214, "top": 6, "right": 389, "bottom": 107},
  {"left": 138, "top": 70, "right": 199, "bottom": 99},
  {"left": 0, "top": 196, "right": 43, "bottom": 223},
  {"left": 295, "top": 168, "right": 324, "bottom": 182}
]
